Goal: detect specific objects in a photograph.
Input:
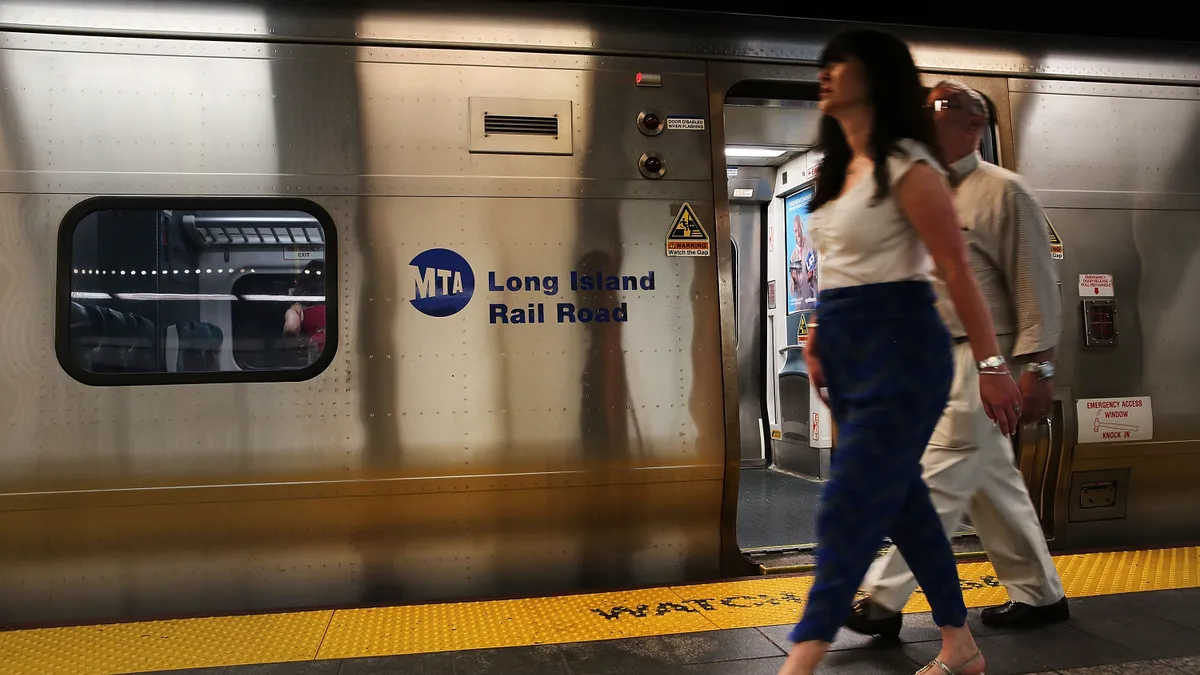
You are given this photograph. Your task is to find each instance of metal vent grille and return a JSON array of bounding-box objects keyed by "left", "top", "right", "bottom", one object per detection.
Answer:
[
  {"left": 483, "top": 114, "right": 558, "bottom": 137},
  {"left": 469, "top": 97, "right": 573, "bottom": 155}
]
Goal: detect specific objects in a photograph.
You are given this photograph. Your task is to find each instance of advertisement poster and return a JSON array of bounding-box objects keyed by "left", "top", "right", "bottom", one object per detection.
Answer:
[
  {"left": 785, "top": 187, "right": 817, "bottom": 315},
  {"left": 785, "top": 187, "right": 817, "bottom": 346}
]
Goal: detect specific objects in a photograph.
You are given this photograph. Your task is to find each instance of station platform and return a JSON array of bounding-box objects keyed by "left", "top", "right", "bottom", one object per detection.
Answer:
[{"left": 4, "top": 546, "right": 1199, "bottom": 675}]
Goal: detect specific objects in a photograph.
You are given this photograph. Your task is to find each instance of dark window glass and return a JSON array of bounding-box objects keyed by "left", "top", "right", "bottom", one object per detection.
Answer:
[
  {"left": 978, "top": 93, "right": 1000, "bottom": 165},
  {"left": 60, "top": 200, "right": 335, "bottom": 384}
]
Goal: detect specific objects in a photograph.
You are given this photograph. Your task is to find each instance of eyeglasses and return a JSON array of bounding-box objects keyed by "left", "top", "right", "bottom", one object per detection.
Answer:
[{"left": 926, "top": 99, "right": 965, "bottom": 112}]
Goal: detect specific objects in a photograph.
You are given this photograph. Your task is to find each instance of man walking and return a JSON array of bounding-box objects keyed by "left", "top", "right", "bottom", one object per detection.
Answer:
[{"left": 844, "top": 81, "right": 1069, "bottom": 636}]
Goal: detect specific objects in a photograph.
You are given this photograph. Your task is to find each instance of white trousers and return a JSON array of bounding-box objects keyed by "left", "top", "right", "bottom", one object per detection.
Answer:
[{"left": 861, "top": 340, "right": 1065, "bottom": 611}]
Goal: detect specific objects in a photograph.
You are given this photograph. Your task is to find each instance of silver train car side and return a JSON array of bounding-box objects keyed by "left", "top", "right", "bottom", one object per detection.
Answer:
[{"left": 0, "top": 0, "right": 1198, "bottom": 627}]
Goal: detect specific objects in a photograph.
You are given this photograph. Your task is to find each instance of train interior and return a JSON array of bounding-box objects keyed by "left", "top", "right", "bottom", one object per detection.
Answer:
[
  {"left": 66, "top": 208, "right": 330, "bottom": 379},
  {"left": 727, "top": 82, "right": 1000, "bottom": 568}
]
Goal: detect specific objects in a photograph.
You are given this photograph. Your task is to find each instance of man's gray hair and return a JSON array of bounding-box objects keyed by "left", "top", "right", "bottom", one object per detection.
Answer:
[{"left": 933, "top": 80, "right": 990, "bottom": 122}]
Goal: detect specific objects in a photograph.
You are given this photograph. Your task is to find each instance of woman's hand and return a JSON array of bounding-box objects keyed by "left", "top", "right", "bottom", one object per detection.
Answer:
[
  {"left": 979, "top": 371, "right": 1023, "bottom": 436},
  {"left": 803, "top": 326, "right": 829, "bottom": 405},
  {"left": 804, "top": 347, "right": 825, "bottom": 390}
]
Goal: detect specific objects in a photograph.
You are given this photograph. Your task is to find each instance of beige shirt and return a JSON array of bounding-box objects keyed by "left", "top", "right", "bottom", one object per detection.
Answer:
[{"left": 933, "top": 151, "right": 1062, "bottom": 359}]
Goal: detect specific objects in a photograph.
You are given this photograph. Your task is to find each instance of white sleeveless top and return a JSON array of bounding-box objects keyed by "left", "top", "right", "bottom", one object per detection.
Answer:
[{"left": 807, "top": 139, "right": 945, "bottom": 291}]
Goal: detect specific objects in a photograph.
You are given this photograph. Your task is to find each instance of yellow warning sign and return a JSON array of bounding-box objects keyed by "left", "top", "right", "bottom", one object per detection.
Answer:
[
  {"left": 666, "top": 202, "right": 711, "bottom": 257},
  {"left": 1047, "top": 215, "right": 1063, "bottom": 260},
  {"left": 796, "top": 311, "right": 811, "bottom": 346}
]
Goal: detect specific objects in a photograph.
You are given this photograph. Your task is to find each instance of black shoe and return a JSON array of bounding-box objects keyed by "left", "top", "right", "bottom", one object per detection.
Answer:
[
  {"left": 980, "top": 597, "right": 1070, "bottom": 628},
  {"left": 844, "top": 597, "right": 902, "bottom": 638}
]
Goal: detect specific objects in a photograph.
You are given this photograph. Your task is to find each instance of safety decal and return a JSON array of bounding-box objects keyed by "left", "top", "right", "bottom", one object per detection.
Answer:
[
  {"left": 1047, "top": 216, "right": 1064, "bottom": 260},
  {"left": 1077, "top": 397, "right": 1152, "bottom": 443},
  {"left": 1079, "top": 274, "right": 1114, "bottom": 297},
  {"left": 666, "top": 117, "right": 706, "bottom": 130},
  {"left": 666, "top": 203, "right": 711, "bottom": 257},
  {"left": 796, "top": 310, "right": 812, "bottom": 346}
]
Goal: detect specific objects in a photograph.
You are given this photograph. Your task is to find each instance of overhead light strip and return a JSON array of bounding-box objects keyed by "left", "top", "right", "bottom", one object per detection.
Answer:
[{"left": 725, "top": 146, "right": 787, "bottom": 158}]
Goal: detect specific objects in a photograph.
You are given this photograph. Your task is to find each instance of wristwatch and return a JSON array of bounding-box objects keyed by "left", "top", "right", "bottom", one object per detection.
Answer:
[
  {"left": 1023, "top": 361, "right": 1055, "bottom": 380},
  {"left": 976, "top": 355, "right": 1006, "bottom": 372}
]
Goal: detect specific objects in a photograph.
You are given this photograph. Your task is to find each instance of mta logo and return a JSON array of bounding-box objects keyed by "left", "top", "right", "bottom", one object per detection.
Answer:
[{"left": 409, "top": 248, "right": 475, "bottom": 317}]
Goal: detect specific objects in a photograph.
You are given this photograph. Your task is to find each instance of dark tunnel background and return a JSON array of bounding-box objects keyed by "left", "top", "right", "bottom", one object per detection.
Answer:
[{"left": 527, "top": 0, "right": 1200, "bottom": 44}]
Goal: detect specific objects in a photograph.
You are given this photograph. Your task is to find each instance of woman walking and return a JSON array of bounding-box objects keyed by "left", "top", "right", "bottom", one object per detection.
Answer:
[{"left": 777, "top": 29, "right": 1022, "bottom": 675}]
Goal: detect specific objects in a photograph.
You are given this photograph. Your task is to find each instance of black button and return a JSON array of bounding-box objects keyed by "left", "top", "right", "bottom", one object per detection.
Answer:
[
  {"left": 644, "top": 156, "right": 662, "bottom": 173},
  {"left": 642, "top": 113, "right": 661, "bottom": 129}
]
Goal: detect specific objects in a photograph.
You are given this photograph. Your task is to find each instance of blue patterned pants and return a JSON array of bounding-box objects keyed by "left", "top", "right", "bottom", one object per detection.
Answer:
[{"left": 789, "top": 280, "right": 967, "bottom": 643}]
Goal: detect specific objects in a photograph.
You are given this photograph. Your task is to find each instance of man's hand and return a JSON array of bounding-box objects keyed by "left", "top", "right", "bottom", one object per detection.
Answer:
[{"left": 1018, "top": 371, "right": 1053, "bottom": 424}]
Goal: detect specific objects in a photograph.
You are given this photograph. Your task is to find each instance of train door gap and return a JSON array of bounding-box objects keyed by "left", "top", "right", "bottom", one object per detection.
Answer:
[{"left": 723, "top": 79, "right": 827, "bottom": 559}]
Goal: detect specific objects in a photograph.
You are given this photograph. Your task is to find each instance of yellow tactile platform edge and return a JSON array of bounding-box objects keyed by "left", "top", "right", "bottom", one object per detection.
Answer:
[{"left": 2, "top": 546, "right": 1198, "bottom": 675}]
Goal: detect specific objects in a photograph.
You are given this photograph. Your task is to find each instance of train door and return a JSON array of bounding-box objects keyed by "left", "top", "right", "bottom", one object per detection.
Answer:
[
  {"left": 708, "top": 62, "right": 828, "bottom": 570},
  {"left": 729, "top": 193, "right": 771, "bottom": 469},
  {"left": 712, "top": 64, "right": 1037, "bottom": 573}
]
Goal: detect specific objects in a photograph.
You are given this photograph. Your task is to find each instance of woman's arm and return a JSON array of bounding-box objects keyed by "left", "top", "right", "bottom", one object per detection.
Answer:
[
  {"left": 803, "top": 323, "right": 829, "bottom": 405},
  {"left": 896, "top": 163, "right": 1001, "bottom": 363},
  {"left": 896, "top": 162, "right": 1022, "bottom": 435}
]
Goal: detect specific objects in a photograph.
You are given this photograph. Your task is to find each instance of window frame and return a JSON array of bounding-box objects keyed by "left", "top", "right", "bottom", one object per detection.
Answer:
[
  {"left": 55, "top": 196, "right": 339, "bottom": 387},
  {"left": 977, "top": 92, "right": 1001, "bottom": 166}
]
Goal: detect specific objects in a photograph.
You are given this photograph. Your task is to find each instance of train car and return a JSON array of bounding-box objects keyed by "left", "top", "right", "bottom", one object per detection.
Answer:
[{"left": 0, "top": 0, "right": 1197, "bottom": 628}]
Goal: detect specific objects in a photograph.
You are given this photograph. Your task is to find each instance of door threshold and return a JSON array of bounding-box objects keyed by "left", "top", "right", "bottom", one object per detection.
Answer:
[{"left": 747, "top": 533, "right": 986, "bottom": 574}]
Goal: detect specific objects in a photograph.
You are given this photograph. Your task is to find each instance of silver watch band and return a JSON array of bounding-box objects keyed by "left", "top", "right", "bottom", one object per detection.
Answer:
[
  {"left": 1022, "top": 361, "right": 1056, "bottom": 380},
  {"left": 976, "top": 355, "right": 1006, "bottom": 372}
]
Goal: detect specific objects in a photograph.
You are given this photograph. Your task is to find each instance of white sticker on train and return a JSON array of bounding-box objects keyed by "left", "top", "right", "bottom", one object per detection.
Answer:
[
  {"left": 284, "top": 249, "right": 324, "bottom": 261},
  {"left": 1076, "top": 397, "right": 1153, "bottom": 443},
  {"left": 1079, "top": 274, "right": 1114, "bottom": 297},
  {"left": 666, "top": 117, "right": 705, "bottom": 130}
]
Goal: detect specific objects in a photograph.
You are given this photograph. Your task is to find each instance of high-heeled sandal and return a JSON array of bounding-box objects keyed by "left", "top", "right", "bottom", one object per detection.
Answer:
[{"left": 914, "top": 650, "right": 984, "bottom": 675}]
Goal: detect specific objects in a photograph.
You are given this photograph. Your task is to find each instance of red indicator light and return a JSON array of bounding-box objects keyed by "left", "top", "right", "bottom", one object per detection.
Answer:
[{"left": 635, "top": 72, "right": 661, "bottom": 88}]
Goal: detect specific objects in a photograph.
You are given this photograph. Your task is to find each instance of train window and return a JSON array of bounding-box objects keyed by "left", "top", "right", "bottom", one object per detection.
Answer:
[
  {"left": 57, "top": 198, "right": 337, "bottom": 385},
  {"left": 977, "top": 93, "right": 1000, "bottom": 166}
]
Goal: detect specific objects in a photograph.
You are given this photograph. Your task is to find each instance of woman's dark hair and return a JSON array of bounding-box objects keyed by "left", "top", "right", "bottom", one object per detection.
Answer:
[
  {"left": 293, "top": 259, "right": 325, "bottom": 299},
  {"left": 810, "top": 29, "right": 941, "bottom": 212}
]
